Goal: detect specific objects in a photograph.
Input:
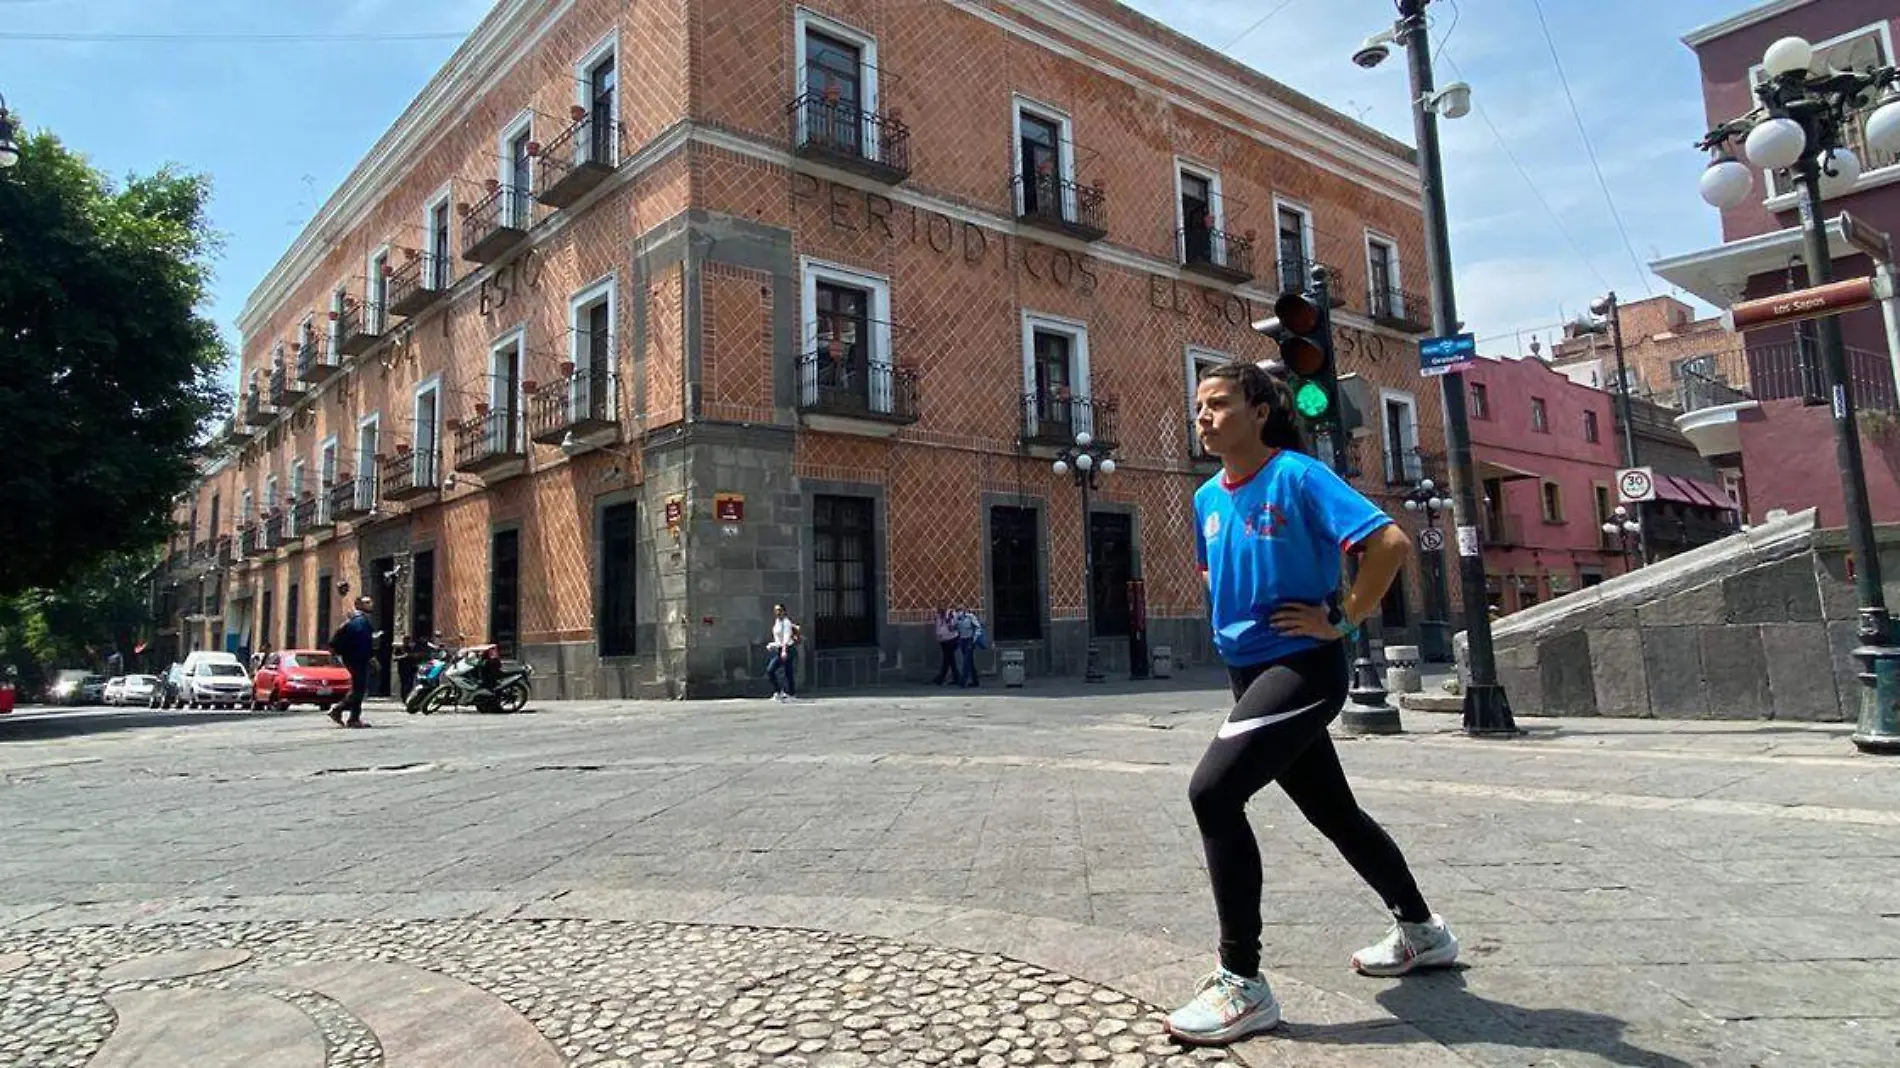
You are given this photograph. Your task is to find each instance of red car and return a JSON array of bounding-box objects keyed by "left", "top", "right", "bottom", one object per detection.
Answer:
[
  {"left": 251, "top": 650, "right": 353, "bottom": 712},
  {"left": 0, "top": 678, "right": 14, "bottom": 715}
]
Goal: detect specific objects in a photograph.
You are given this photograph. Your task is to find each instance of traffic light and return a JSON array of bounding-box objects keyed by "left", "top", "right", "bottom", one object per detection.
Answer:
[{"left": 1252, "top": 288, "right": 1339, "bottom": 428}]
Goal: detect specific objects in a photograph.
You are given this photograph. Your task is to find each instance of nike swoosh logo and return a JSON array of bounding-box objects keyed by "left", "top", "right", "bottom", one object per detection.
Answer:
[{"left": 1216, "top": 697, "right": 1329, "bottom": 739}]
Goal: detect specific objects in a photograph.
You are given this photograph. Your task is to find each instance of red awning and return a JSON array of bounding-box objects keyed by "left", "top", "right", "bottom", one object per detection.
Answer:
[{"left": 1655, "top": 474, "right": 1733, "bottom": 511}]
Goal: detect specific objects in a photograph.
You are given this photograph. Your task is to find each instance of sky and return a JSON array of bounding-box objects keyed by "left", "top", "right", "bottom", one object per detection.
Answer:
[{"left": 0, "top": 0, "right": 1748, "bottom": 375}]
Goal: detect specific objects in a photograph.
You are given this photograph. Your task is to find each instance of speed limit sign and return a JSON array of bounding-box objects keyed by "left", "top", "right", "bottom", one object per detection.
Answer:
[
  {"left": 1417, "top": 527, "right": 1445, "bottom": 553},
  {"left": 1617, "top": 466, "right": 1656, "bottom": 504}
]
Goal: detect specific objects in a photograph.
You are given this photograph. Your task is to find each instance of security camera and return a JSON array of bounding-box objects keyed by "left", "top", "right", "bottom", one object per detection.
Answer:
[{"left": 1352, "top": 29, "right": 1398, "bottom": 69}]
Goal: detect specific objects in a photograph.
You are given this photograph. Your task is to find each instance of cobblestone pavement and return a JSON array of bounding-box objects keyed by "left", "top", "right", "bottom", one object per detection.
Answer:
[{"left": 3, "top": 681, "right": 1899, "bottom": 1066}]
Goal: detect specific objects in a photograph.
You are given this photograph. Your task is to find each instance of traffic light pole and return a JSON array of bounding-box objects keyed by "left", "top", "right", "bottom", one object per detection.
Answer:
[{"left": 1399, "top": 0, "right": 1516, "bottom": 735}]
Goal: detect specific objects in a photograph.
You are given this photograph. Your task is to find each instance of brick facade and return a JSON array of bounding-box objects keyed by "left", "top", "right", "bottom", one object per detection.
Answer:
[
  {"left": 1549, "top": 295, "right": 1748, "bottom": 404},
  {"left": 159, "top": 0, "right": 1448, "bottom": 696}
]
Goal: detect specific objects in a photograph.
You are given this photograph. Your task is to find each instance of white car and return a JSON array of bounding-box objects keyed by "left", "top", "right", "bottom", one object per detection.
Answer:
[
  {"left": 118, "top": 674, "right": 159, "bottom": 706},
  {"left": 102, "top": 677, "right": 127, "bottom": 705},
  {"left": 182, "top": 661, "right": 251, "bottom": 709}
]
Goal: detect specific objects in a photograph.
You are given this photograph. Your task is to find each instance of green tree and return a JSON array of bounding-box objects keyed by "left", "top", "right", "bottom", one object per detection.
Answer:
[
  {"left": 0, "top": 550, "right": 159, "bottom": 690},
  {"left": 0, "top": 126, "right": 228, "bottom": 597}
]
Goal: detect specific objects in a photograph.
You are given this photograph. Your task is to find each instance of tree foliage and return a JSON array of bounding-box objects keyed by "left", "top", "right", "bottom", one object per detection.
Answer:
[
  {"left": 0, "top": 127, "right": 229, "bottom": 596},
  {"left": 0, "top": 550, "right": 159, "bottom": 692}
]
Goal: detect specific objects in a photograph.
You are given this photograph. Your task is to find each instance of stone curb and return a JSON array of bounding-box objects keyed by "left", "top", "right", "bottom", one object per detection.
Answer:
[{"left": 5, "top": 889, "right": 1472, "bottom": 1067}]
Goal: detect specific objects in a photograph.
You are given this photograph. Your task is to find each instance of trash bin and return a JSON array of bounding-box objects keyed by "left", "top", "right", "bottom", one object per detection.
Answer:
[
  {"left": 1384, "top": 644, "right": 1422, "bottom": 695},
  {"left": 1150, "top": 645, "right": 1173, "bottom": 679},
  {"left": 1000, "top": 649, "right": 1026, "bottom": 688}
]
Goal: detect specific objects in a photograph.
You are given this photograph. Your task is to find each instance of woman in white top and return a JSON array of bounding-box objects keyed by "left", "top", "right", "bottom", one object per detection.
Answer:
[{"left": 765, "top": 604, "right": 801, "bottom": 700}]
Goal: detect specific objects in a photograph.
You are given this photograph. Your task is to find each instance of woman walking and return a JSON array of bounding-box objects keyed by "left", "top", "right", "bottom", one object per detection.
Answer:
[{"left": 1167, "top": 362, "right": 1457, "bottom": 1046}]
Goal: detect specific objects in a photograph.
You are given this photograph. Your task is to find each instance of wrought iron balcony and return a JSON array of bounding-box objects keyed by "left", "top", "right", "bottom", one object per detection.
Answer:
[
  {"left": 380, "top": 447, "right": 442, "bottom": 503},
  {"left": 293, "top": 494, "right": 330, "bottom": 535},
  {"left": 268, "top": 363, "right": 305, "bottom": 406},
  {"left": 1020, "top": 392, "right": 1118, "bottom": 452},
  {"left": 1275, "top": 255, "right": 1348, "bottom": 305},
  {"left": 454, "top": 407, "right": 527, "bottom": 482},
  {"left": 260, "top": 513, "right": 285, "bottom": 551},
  {"left": 335, "top": 299, "right": 383, "bottom": 357},
  {"left": 536, "top": 114, "right": 623, "bottom": 209},
  {"left": 296, "top": 334, "right": 340, "bottom": 384},
  {"left": 237, "top": 523, "right": 260, "bottom": 558},
  {"left": 215, "top": 535, "right": 233, "bottom": 568},
  {"left": 1383, "top": 447, "right": 1446, "bottom": 488},
  {"left": 329, "top": 474, "right": 375, "bottom": 523},
  {"left": 1012, "top": 171, "right": 1107, "bottom": 242},
  {"left": 795, "top": 352, "right": 920, "bottom": 428},
  {"left": 191, "top": 538, "right": 216, "bottom": 572},
  {"left": 461, "top": 184, "right": 531, "bottom": 264},
  {"left": 1369, "top": 286, "right": 1432, "bottom": 334},
  {"left": 1179, "top": 225, "right": 1256, "bottom": 284},
  {"left": 529, "top": 364, "right": 620, "bottom": 445},
  {"left": 788, "top": 91, "right": 911, "bottom": 184},
  {"left": 1746, "top": 342, "right": 1899, "bottom": 414},
  {"left": 386, "top": 252, "right": 448, "bottom": 317},
  {"left": 244, "top": 387, "right": 275, "bottom": 426},
  {"left": 224, "top": 414, "right": 255, "bottom": 446}
]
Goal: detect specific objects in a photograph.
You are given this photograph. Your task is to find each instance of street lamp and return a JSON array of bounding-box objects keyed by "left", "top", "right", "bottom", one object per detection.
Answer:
[
  {"left": 1052, "top": 430, "right": 1115, "bottom": 683},
  {"left": 1696, "top": 38, "right": 1900, "bottom": 754},
  {"left": 1401, "top": 477, "right": 1453, "bottom": 662},
  {"left": 1590, "top": 292, "right": 1648, "bottom": 563},
  {"left": 0, "top": 93, "right": 19, "bottom": 170},
  {"left": 1356, "top": 0, "right": 1517, "bottom": 736},
  {"left": 1601, "top": 505, "right": 1642, "bottom": 571}
]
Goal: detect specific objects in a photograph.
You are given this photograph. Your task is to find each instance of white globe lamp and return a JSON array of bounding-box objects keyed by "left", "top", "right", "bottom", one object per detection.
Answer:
[
  {"left": 1074, "top": 431, "right": 1092, "bottom": 448},
  {"left": 1819, "top": 146, "right": 1862, "bottom": 196},
  {"left": 1699, "top": 154, "right": 1755, "bottom": 208},
  {"left": 1419, "top": 478, "right": 1435, "bottom": 493},
  {"left": 1762, "top": 36, "right": 1813, "bottom": 80},
  {"left": 1865, "top": 95, "right": 1900, "bottom": 158},
  {"left": 1075, "top": 453, "right": 1093, "bottom": 471},
  {"left": 1404, "top": 499, "right": 1421, "bottom": 512},
  {"left": 1744, "top": 117, "right": 1807, "bottom": 171},
  {"left": 1052, "top": 459, "right": 1068, "bottom": 476},
  {"left": 1098, "top": 458, "right": 1116, "bottom": 475}
]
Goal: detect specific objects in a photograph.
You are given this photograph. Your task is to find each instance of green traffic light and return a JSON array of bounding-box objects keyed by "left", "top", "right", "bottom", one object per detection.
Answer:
[{"left": 1294, "top": 379, "right": 1330, "bottom": 419}]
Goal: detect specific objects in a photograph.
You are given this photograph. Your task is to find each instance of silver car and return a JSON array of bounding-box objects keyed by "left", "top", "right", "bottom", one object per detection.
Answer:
[{"left": 183, "top": 662, "right": 250, "bottom": 709}]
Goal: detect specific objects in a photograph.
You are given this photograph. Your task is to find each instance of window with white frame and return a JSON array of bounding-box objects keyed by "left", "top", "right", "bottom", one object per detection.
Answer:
[
  {"left": 500, "top": 114, "right": 534, "bottom": 228},
  {"left": 1177, "top": 162, "right": 1226, "bottom": 267},
  {"left": 1366, "top": 233, "right": 1402, "bottom": 319},
  {"left": 1381, "top": 390, "right": 1421, "bottom": 484},
  {"left": 288, "top": 460, "right": 306, "bottom": 534},
  {"left": 570, "top": 278, "right": 616, "bottom": 421},
  {"left": 425, "top": 190, "right": 452, "bottom": 290},
  {"left": 1274, "top": 200, "right": 1314, "bottom": 293},
  {"left": 329, "top": 287, "right": 347, "bottom": 352},
  {"left": 490, "top": 332, "right": 525, "bottom": 451},
  {"left": 1185, "top": 347, "right": 1231, "bottom": 459},
  {"left": 413, "top": 377, "right": 441, "bottom": 486},
  {"left": 800, "top": 260, "right": 894, "bottom": 414},
  {"left": 1021, "top": 312, "right": 1091, "bottom": 439},
  {"left": 576, "top": 35, "right": 620, "bottom": 166},
  {"left": 356, "top": 415, "right": 380, "bottom": 511},
  {"left": 794, "top": 12, "right": 879, "bottom": 162},
  {"left": 1754, "top": 23, "right": 1897, "bottom": 198},
  {"left": 1014, "top": 98, "right": 1074, "bottom": 221},
  {"left": 264, "top": 475, "right": 280, "bottom": 518},
  {"left": 318, "top": 436, "right": 338, "bottom": 523},
  {"left": 367, "top": 247, "right": 390, "bottom": 332},
  {"left": 239, "top": 488, "right": 254, "bottom": 527}
]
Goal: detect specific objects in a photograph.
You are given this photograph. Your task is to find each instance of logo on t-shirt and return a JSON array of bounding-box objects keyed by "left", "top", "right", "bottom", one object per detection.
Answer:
[
  {"left": 1203, "top": 513, "right": 1221, "bottom": 541},
  {"left": 1241, "top": 501, "right": 1289, "bottom": 539}
]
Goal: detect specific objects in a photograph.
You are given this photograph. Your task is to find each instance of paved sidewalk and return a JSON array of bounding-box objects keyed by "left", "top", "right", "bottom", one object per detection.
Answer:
[{"left": 3, "top": 688, "right": 1898, "bottom": 1066}]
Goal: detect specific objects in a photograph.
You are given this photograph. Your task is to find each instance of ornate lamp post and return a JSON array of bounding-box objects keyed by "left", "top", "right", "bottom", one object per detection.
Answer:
[
  {"left": 1052, "top": 431, "right": 1115, "bottom": 683},
  {"left": 1696, "top": 36, "right": 1900, "bottom": 755},
  {"left": 1401, "top": 477, "right": 1453, "bottom": 662},
  {"left": 0, "top": 93, "right": 20, "bottom": 169},
  {"left": 1601, "top": 505, "right": 1642, "bottom": 571}
]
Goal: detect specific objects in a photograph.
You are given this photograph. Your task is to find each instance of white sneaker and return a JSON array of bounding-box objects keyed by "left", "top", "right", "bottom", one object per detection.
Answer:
[
  {"left": 1166, "top": 967, "right": 1281, "bottom": 1046},
  {"left": 1351, "top": 914, "right": 1459, "bottom": 977}
]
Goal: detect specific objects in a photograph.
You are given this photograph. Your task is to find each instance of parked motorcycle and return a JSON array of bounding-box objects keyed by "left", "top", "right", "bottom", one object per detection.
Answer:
[
  {"left": 404, "top": 643, "right": 452, "bottom": 714},
  {"left": 420, "top": 644, "right": 532, "bottom": 715}
]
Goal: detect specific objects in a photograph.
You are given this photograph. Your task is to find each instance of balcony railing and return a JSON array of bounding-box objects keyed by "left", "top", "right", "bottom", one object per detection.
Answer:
[
  {"left": 454, "top": 408, "right": 527, "bottom": 481},
  {"left": 380, "top": 447, "right": 441, "bottom": 503},
  {"left": 329, "top": 474, "right": 375, "bottom": 523},
  {"left": 243, "top": 388, "right": 274, "bottom": 427},
  {"left": 215, "top": 535, "right": 233, "bottom": 568},
  {"left": 1275, "top": 255, "right": 1348, "bottom": 304},
  {"left": 296, "top": 335, "right": 340, "bottom": 384},
  {"left": 191, "top": 538, "right": 215, "bottom": 570},
  {"left": 1746, "top": 342, "right": 1898, "bottom": 414},
  {"left": 1368, "top": 286, "right": 1432, "bottom": 334},
  {"left": 1678, "top": 367, "right": 1752, "bottom": 413},
  {"left": 261, "top": 514, "right": 285, "bottom": 551},
  {"left": 293, "top": 494, "right": 330, "bottom": 534},
  {"left": 461, "top": 184, "right": 531, "bottom": 264},
  {"left": 1178, "top": 225, "right": 1256, "bottom": 284},
  {"left": 1383, "top": 447, "right": 1446, "bottom": 488},
  {"left": 529, "top": 364, "right": 620, "bottom": 445},
  {"left": 795, "top": 353, "right": 920, "bottom": 426},
  {"left": 788, "top": 91, "right": 912, "bottom": 184},
  {"left": 237, "top": 523, "right": 260, "bottom": 557},
  {"left": 536, "top": 115, "right": 624, "bottom": 208},
  {"left": 386, "top": 253, "right": 448, "bottom": 317},
  {"left": 335, "top": 299, "right": 383, "bottom": 357},
  {"left": 268, "top": 363, "right": 305, "bottom": 406},
  {"left": 1020, "top": 392, "right": 1118, "bottom": 451},
  {"left": 224, "top": 414, "right": 255, "bottom": 446},
  {"left": 1012, "top": 171, "right": 1107, "bottom": 242}
]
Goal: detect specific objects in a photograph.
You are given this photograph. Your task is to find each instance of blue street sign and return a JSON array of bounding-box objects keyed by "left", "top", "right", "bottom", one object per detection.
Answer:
[{"left": 1419, "top": 332, "right": 1476, "bottom": 377}]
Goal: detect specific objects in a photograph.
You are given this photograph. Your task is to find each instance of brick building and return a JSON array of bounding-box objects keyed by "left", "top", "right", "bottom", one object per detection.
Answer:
[
  {"left": 1547, "top": 295, "right": 1747, "bottom": 406},
  {"left": 156, "top": 0, "right": 1445, "bottom": 697}
]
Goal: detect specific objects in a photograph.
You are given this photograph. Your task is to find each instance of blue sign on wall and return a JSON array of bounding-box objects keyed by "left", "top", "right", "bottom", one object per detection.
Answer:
[{"left": 1419, "top": 333, "right": 1476, "bottom": 377}]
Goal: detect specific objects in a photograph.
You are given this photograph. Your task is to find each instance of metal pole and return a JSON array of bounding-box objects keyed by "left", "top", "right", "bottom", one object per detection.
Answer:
[
  {"left": 1421, "top": 506, "right": 1451, "bottom": 662},
  {"left": 1399, "top": 0, "right": 1516, "bottom": 735},
  {"left": 1605, "top": 298, "right": 1652, "bottom": 564},
  {"left": 1080, "top": 468, "right": 1104, "bottom": 683},
  {"left": 1792, "top": 162, "right": 1900, "bottom": 752}
]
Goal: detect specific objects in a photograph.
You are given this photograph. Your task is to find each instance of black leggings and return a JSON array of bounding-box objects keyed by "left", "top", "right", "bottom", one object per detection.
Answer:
[{"left": 1188, "top": 642, "right": 1430, "bottom": 977}]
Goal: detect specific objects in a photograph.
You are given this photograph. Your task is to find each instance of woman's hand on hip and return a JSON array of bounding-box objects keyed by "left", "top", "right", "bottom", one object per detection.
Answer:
[{"left": 1270, "top": 602, "right": 1340, "bottom": 641}]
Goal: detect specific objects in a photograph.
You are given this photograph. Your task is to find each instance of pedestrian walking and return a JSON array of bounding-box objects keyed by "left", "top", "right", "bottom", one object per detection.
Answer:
[
  {"left": 1167, "top": 362, "right": 1457, "bottom": 1047},
  {"left": 327, "top": 595, "right": 378, "bottom": 728},
  {"left": 951, "top": 606, "right": 980, "bottom": 687},
  {"left": 764, "top": 603, "right": 801, "bottom": 700},
  {"left": 931, "top": 607, "right": 959, "bottom": 685}
]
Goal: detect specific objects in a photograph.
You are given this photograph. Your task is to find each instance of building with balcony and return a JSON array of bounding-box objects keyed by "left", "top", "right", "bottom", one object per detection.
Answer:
[
  {"left": 161, "top": 0, "right": 1448, "bottom": 697},
  {"left": 1652, "top": 0, "right": 1900, "bottom": 524}
]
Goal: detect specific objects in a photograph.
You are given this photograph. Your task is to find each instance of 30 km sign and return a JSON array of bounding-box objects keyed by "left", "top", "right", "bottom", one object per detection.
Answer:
[{"left": 1617, "top": 466, "right": 1657, "bottom": 504}]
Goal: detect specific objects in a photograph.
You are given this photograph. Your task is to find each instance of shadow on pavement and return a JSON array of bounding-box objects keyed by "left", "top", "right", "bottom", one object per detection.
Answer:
[
  {"left": 0, "top": 708, "right": 287, "bottom": 742},
  {"left": 1304, "top": 969, "right": 1698, "bottom": 1068}
]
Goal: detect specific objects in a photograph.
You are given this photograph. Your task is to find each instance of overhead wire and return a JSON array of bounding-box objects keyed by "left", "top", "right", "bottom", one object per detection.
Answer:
[
  {"left": 1525, "top": 0, "right": 1656, "bottom": 297},
  {"left": 1217, "top": 0, "right": 1301, "bottom": 52}
]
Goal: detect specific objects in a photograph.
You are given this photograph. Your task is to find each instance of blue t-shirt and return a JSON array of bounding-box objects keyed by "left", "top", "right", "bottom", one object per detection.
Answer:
[{"left": 1194, "top": 450, "right": 1393, "bottom": 668}]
